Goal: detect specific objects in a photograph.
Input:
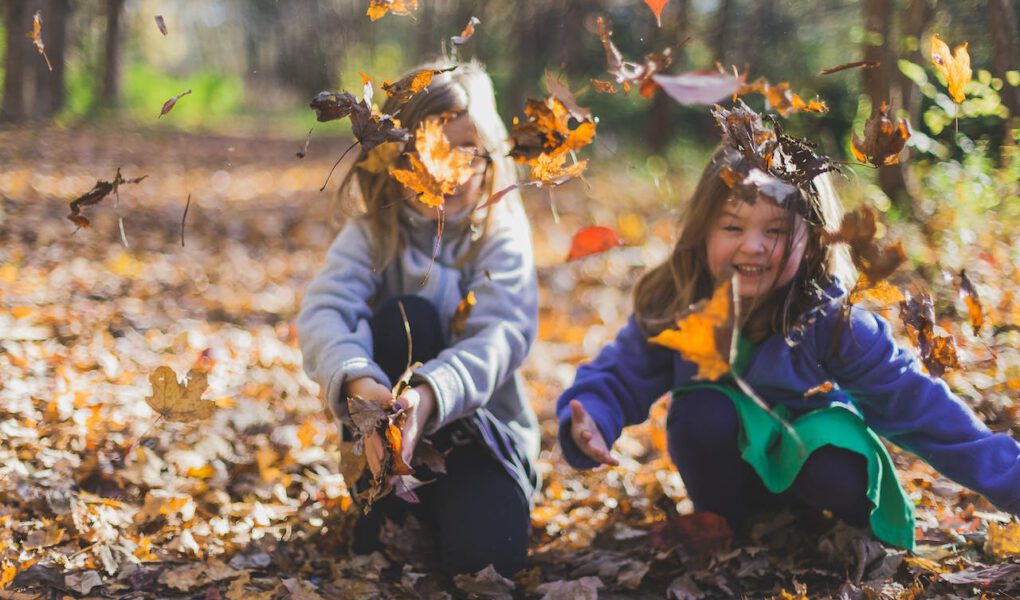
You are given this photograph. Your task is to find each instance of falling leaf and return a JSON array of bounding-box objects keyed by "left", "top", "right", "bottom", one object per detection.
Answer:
[
  {"left": 382, "top": 67, "right": 456, "bottom": 104},
  {"left": 645, "top": 0, "right": 670, "bottom": 26},
  {"left": 740, "top": 77, "right": 827, "bottom": 116},
  {"left": 159, "top": 89, "right": 192, "bottom": 118},
  {"left": 530, "top": 152, "right": 587, "bottom": 185},
  {"left": 803, "top": 381, "right": 834, "bottom": 397},
  {"left": 653, "top": 70, "right": 747, "bottom": 106},
  {"left": 366, "top": 0, "right": 417, "bottom": 21},
  {"left": 850, "top": 276, "right": 905, "bottom": 305},
  {"left": 591, "top": 79, "right": 617, "bottom": 94},
  {"left": 985, "top": 521, "right": 1020, "bottom": 559},
  {"left": 154, "top": 15, "right": 168, "bottom": 36},
  {"left": 66, "top": 168, "right": 148, "bottom": 229},
  {"left": 566, "top": 226, "right": 623, "bottom": 261},
  {"left": 596, "top": 17, "right": 672, "bottom": 97},
  {"left": 451, "top": 291, "right": 476, "bottom": 336},
  {"left": 649, "top": 278, "right": 735, "bottom": 381},
  {"left": 818, "top": 60, "right": 879, "bottom": 75},
  {"left": 824, "top": 205, "right": 906, "bottom": 286},
  {"left": 26, "top": 11, "right": 52, "bottom": 71},
  {"left": 309, "top": 91, "right": 410, "bottom": 153},
  {"left": 899, "top": 292, "right": 960, "bottom": 378},
  {"left": 145, "top": 366, "right": 214, "bottom": 421},
  {"left": 851, "top": 102, "right": 911, "bottom": 167},
  {"left": 389, "top": 117, "right": 476, "bottom": 208},
  {"left": 452, "top": 16, "right": 480, "bottom": 45},
  {"left": 296, "top": 128, "right": 313, "bottom": 159},
  {"left": 510, "top": 97, "right": 596, "bottom": 163},
  {"left": 959, "top": 269, "right": 984, "bottom": 335},
  {"left": 545, "top": 72, "right": 592, "bottom": 122},
  {"left": 931, "top": 35, "right": 972, "bottom": 104},
  {"left": 726, "top": 168, "right": 799, "bottom": 206}
]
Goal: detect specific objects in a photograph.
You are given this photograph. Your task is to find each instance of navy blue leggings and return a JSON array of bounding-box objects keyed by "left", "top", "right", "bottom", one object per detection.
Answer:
[
  {"left": 667, "top": 388, "right": 872, "bottom": 531},
  {"left": 351, "top": 295, "right": 530, "bottom": 578}
]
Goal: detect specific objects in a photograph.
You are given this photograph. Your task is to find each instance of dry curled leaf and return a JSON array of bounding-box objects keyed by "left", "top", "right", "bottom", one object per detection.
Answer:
[
  {"left": 154, "top": 15, "right": 168, "bottom": 36},
  {"left": 27, "top": 11, "right": 52, "bottom": 71},
  {"left": 509, "top": 97, "right": 596, "bottom": 164},
  {"left": 596, "top": 16, "right": 672, "bottom": 97},
  {"left": 66, "top": 168, "right": 148, "bottom": 229},
  {"left": 591, "top": 79, "right": 617, "bottom": 94},
  {"left": 899, "top": 292, "right": 960, "bottom": 378},
  {"left": 159, "top": 89, "right": 192, "bottom": 118},
  {"left": 145, "top": 366, "right": 214, "bottom": 421},
  {"left": 545, "top": 72, "right": 592, "bottom": 122},
  {"left": 389, "top": 117, "right": 475, "bottom": 209},
  {"left": 851, "top": 102, "right": 911, "bottom": 167},
  {"left": 803, "top": 381, "right": 834, "bottom": 397},
  {"left": 382, "top": 67, "right": 456, "bottom": 104},
  {"left": 931, "top": 34, "right": 972, "bottom": 104},
  {"left": 366, "top": 0, "right": 417, "bottom": 21},
  {"left": 649, "top": 278, "right": 735, "bottom": 381},
  {"left": 309, "top": 91, "right": 410, "bottom": 152},
  {"left": 566, "top": 226, "right": 622, "bottom": 261},
  {"left": 451, "top": 16, "right": 480, "bottom": 45}
]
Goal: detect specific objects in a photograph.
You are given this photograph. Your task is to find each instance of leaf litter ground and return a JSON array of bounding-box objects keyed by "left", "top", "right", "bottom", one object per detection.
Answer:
[{"left": 2, "top": 125, "right": 1020, "bottom": 599}]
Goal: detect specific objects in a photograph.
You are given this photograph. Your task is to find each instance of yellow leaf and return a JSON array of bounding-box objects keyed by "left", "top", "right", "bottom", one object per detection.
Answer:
[
  {"left": 931, "top": 35, "right": 972, "bottom": 103},
  {"left": 648, "top": 278, "right": 733, "bottom": 381},
  {"left": 389, "top": 118, "right": 475, "bottom": 209},
  {"left": 366, "top": 0, "right": 417, "bottom": 21},
  {"left": 986, "top": 521, "right": 1020, "bottom": 558},
  {"left": 356, "top": 141, "right": 404, "bottom": 174},
  {"left": 451, "top": 291, "right": 477, "bottom": 336},
  {"left": 529, "top": 152, "right": 587, "bottom": 184},
  {"left": 145, "top": 366, "right": 214, "bottom": 421}
]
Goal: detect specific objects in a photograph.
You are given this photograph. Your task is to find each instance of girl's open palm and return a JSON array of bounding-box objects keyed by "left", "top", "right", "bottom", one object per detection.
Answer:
[{"left": 569, "top": 399, "right": 619, "bottom": 466}]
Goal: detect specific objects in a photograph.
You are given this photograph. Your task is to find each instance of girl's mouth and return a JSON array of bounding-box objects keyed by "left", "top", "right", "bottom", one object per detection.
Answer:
[{"left": 734, "top": 264, "right": 769, "bottom": 275}]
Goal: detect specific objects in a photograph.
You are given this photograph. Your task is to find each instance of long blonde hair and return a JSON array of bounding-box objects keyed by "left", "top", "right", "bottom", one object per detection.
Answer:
[
  {"left": 633, "top": 146, "right": 855, "bottom": 341},
  {"left": 335, "top": 60, "right": 518, "bottom": 271}
]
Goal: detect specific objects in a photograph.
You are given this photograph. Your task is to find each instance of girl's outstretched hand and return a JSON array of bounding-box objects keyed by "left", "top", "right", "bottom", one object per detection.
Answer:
[
  {"left": 343, "top": 377, "right": 394, "bottom": 477},
  {"left": 569, "top": 399, "right": 619, "bottom": 466}
]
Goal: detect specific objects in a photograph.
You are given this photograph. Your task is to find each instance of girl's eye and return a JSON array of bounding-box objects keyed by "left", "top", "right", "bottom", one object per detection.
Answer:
[
  {"left": 723, "top": 224, "right": 742, "bottom": 232},
  {"left": 767, "top": 228, "right": 789, "bottom": 236}
]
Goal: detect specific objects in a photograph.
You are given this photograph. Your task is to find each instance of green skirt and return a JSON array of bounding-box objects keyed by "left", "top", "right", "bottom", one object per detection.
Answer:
[{"left": 672, "top": 382, "right": 916, "bottom": 550}]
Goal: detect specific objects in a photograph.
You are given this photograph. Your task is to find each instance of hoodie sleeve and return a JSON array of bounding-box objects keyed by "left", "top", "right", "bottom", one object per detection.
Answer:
[
  {"left": 296, "top": 222, "right": 390, "bottom": 422},
  {"left": 821, "top": 306, "right": 1020, "bottom": 513},
  {"left": 412, "top": 201, "right": 539, "bottom": 433},
  {"left": 556, "top": 316, "right": 676, "bottom": 469}
]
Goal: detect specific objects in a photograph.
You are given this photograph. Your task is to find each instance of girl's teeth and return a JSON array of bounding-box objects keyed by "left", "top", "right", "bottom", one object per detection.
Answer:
[{"left": 736, "top": 265, "right": 767, "bottom": 274}]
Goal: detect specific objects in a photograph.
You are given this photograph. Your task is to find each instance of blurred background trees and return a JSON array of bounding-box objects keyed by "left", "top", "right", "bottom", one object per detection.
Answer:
[{"left": 0, "top": 0, "right": 1017, "bottom": 221}]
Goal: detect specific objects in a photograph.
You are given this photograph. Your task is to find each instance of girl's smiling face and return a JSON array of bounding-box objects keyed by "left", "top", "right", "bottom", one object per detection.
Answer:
[
  {"left": 405, "top": 113, "right": 490, "bottom": 219},
  {"left": 706, "top": 197, "right": 809, "bottom": 299}
]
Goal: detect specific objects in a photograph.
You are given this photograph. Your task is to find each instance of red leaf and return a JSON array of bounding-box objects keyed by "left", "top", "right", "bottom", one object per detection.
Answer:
[
  {"left": 567, "top": 226, "right": 623, "bottom": 261},
  {"left": 644, "top": 0, "right": 670, "bottom": 26},
  {"left": 159, "top": 89, "right": 192, "bottom": 118}
]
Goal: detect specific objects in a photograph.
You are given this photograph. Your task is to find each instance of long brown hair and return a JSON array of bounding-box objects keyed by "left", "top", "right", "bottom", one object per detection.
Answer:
[
  {"left": 334, "top": 60, "right": 518, "bottom": 271},
  {"left": 633, "top": 146, "right": 854, "bottom": 341}
]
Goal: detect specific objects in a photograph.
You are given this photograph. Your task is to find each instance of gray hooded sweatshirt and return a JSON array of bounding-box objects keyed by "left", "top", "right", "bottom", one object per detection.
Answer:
[{"left": 297, "top": 196, "right": 540, "bottom": 495}]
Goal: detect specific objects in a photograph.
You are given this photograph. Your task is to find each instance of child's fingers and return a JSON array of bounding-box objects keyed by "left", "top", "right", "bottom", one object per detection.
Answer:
[{"left": 569, "top": 399, "right": 588, "bottom": 423}]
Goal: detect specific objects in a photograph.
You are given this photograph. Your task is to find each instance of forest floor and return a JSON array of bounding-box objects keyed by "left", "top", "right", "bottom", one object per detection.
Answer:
[{"left": 2, "top": 124, "right": 1020, "bottom": 599}]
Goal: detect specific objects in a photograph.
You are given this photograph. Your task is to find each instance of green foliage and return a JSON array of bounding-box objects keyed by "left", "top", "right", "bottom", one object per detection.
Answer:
[{"left": 122, "top": 62, "right": 244, "bottom": 127}]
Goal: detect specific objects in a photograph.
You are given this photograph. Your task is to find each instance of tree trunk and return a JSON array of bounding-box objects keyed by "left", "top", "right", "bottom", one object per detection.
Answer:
[
  {"left": 1, "top": 0, "right": 27, "bottom": 122},
  {"left": 646, "top": 0, "right": 689, "bottom": 153},
  {"left": 899, "top": 0, "right": 935, "bottom": 124},
  {"left": 101, "top": 0, "right": 125, "bottom": 108},
  {"left": 711, "top": 0, "right": 732, "bottom": 64},
  {"left": 861, "top": 0, "right": 918, "bottom": 217},
  {"left": 30, "top": 0, "right": 70, "bottom": 119},
  {"left": 987, "top": 0, "right": 1020, "bottom": 150}
]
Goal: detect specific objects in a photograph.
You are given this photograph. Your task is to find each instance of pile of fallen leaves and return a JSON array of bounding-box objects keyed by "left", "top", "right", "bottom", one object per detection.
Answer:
[{"left": 1, "top": 119, "right": 1020, "bottom": 599}]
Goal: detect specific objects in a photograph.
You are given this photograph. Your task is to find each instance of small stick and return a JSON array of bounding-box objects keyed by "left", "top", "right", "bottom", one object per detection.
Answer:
[{"left": 181, "top": 194, "right": 191, "bottom": 247}]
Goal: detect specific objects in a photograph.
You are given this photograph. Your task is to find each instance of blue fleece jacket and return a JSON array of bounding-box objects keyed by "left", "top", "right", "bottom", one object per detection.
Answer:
[{"left": 557, "top": 281, "right": 1020, "bottom": 514}]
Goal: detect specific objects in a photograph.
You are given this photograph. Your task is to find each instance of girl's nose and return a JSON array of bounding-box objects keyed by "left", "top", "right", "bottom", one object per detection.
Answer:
[{"left": 740, "top": 232, "right": 767, "bottom": 254}]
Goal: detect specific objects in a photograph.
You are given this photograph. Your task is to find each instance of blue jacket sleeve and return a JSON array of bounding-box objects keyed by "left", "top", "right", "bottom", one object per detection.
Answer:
[
  {"left": 556, "top": 316, "right": 675, "bottom": 469},
  {"left": 821, "top": 306, "right": 1020, "bottom": 513}
]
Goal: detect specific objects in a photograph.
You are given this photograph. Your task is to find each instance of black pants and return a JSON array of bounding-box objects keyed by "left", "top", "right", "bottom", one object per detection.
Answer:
[{"left": 351, "top": 295, "right": 530, "bottom": 578}]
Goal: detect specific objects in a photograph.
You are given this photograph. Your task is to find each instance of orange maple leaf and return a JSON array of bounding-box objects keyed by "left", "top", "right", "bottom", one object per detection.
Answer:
[
  {"left": 931, "top": 35, "right": 971, "bottom": 104},
  {"left": 26, "top": 11, "right": 52, "bottom": 71},
  {"left": 366, "top": 0, "right": 417, "bottom": 21},
  {"left": 382, "top": 67, "right": 456, "bottom": 104},
  {"left": 645, "top": 0, "right": 670, "bottom": 26},
  {"left": 740, "top": 78, "right": 828, "bottom": 117},
  {"left": 389, "top": 118, "right": 475, "bottom": 208},
  {"left": 509, "top": 97, "right": 596, "bottom": 164},
  {"left": 648, "top": 278, "right": 735, "bottom": 381}
]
